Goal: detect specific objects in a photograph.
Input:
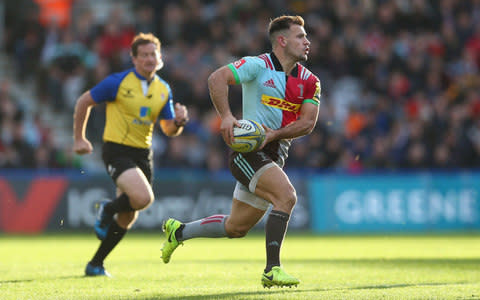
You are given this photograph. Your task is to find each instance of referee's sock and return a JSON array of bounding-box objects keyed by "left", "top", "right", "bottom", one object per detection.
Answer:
[
  {"left": 104, "top": 193, "right": 134, "bottom": 215},
  {"left": 90, "top": 221, "right": 127, "bottom": 266},
  {"left": 264, "top": 210, "right": 290, "bottom": 273}
]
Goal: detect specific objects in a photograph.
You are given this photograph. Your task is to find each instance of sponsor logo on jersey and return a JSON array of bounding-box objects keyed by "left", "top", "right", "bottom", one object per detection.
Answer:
[
  {"left": 133, "top": 106, "right": 153, "bottom": 125},
  {"left": 261, "top": 95, "right": 301, "bottom": 112},
  {"left": 140, "top": 106, "right": 151, "bottom": 117},
  {"left": 263, "top": 78, "right": 276, "bottom": 88},
  {"left": 233, "top": 59, "right": 246, "bottom": 69},
  {"left": 132, "top": 119, "right": 152, "bottom": 125}
]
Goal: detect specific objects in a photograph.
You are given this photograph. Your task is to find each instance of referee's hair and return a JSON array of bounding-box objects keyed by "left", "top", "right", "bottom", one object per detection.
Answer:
[
  {"left": 268, "top": 15, "right": 305, "bottom": 44},
  {"left": 131, "top": 33, "right": 161, "bottom": 57}
]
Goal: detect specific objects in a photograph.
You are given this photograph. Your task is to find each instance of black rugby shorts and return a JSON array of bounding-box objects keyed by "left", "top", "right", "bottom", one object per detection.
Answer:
[
  {"left": 102, "top": 142, "right": 153, "bottom": 183},
  {"left": 228, "top": 150, "right": 274, "bottom": 190}
]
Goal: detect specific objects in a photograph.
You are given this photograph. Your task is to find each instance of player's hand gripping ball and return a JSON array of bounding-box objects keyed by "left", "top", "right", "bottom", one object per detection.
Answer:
[{"left": 229, "top": 119, "right": 266, "bottom": 153}]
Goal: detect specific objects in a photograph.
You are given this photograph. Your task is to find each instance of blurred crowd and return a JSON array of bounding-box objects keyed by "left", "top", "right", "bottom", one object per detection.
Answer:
[{"left": 2, "top": 0, "right": 480, "bottom": 172}]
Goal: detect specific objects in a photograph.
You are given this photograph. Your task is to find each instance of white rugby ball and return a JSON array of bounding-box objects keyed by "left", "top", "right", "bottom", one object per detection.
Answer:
[{"left": 229, "top": 119, "right": 266, "bottom": 153}]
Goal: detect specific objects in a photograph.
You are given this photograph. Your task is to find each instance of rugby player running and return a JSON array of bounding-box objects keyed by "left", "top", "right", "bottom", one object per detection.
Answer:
[{"left": 162, "top": 15, "right": 320, "bottom": 287}]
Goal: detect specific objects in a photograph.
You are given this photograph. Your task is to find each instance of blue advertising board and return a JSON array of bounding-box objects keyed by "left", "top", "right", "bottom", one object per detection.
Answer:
[
  {"left": 0, "top": 170, "right": 310, "bottom": 233},
  {"left": 309, "top": 172, "right": 480, "bottom": 233}
]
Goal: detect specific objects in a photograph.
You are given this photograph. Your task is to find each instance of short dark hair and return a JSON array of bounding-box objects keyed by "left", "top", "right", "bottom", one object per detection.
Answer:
[
  {"left": 131, "top": 33, "right": 161, "bottom": 57},
  {"left": 268, "top": 15, "right": 305, "bottom": 43}
]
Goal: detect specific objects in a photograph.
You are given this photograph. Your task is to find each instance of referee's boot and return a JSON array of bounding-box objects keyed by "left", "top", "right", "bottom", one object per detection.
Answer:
[
  {"left": 94, "top": 200, "right": 114, "bottom": 241},
  {"left": 85, "top": 262, "right": 111, "bottom": 277}
]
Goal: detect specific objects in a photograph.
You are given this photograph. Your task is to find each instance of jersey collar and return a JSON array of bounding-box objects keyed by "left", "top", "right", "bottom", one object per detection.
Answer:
[
  {"left": 133, "top": 68, "right": 156, "bottom": 82},
  {"left": 133, "top": 68, "right": 146, "bottom": 80},
  {"left": 270, "top": 52, "right": 299, "bottom": 77}
]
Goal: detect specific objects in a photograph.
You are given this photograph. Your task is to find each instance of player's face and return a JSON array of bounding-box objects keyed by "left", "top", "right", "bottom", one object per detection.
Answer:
[
  {"left": 284, "top": 25, "right": 310, "bottom": 62},
  {"left": 133, "top": 43, "right": 161, "bottom": 78}
]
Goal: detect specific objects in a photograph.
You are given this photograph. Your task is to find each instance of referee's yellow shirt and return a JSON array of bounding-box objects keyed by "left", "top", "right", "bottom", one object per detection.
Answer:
[{"left": 90, "top": 68, "right": 175, "bottom": 148}]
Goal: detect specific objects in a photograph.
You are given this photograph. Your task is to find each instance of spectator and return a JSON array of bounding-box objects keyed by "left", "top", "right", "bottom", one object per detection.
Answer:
[{"left": 3, "top": 0, "right": 480, "bottom": 171}]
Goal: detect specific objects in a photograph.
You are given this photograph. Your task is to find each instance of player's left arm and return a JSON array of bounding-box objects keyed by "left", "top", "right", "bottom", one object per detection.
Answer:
[
  {"left": 263, "top": 78, "right": 321, "bottom": 143},
  {"left": 160, "top": 103, "right": 189, "bottom": 137},
  {"left": 263, "top": 102, "right": 319, "bottom": 142},
  {"left": 156, "top": 81, "right": 189, "bottom": 137}
]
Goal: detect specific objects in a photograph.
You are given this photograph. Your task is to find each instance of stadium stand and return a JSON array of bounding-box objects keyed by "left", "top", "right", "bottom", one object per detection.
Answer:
[{"left": 1, "top": 0, "right": 480, "bottom": 171}]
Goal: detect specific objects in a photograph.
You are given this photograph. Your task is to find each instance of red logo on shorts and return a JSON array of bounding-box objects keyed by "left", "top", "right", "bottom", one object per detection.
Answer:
[{"left": 233, "top": 59, "right": 246, "bottom": 69}]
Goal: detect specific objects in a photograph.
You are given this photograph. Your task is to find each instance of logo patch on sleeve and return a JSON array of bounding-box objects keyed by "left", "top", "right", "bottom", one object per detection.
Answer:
[{"left": 233, "top": 59, "right": 246, "bottom": 69}]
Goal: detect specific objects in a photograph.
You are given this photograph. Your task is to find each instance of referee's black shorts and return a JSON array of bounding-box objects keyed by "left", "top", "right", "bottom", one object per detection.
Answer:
[{"left": 102, "top": 141, "right": 153, "bottom": 184}]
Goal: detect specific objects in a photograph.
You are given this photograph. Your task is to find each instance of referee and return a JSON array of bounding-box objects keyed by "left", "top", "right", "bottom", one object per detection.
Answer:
[{"left": 73, "top": 33, "right": 189, "bottom": 276}]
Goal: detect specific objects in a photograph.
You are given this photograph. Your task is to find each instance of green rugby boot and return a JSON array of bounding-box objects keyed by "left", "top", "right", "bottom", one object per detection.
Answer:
[
  {"left": 261, "top": 266, "right": 300, "bottom": 288},
  {"left": 161, "top": 218, "right": 183, "bottom": 263}
]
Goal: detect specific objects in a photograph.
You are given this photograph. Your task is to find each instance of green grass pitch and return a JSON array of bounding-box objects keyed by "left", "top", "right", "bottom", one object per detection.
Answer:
[{"left": 0, "top": 232, "right": 479, "bottom": 299}]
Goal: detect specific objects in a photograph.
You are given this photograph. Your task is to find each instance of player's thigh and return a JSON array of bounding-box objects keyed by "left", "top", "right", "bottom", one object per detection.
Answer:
[
  {"left": 226, "top": 198, "right": 266, "bottom": 237},
  {"left": 116, "top": 167, "right": 154, "bottom": 207},
  {"left": 229, "top": 151, "right": 275, "bottom": 194},
  {"left": 254, "top": 165, "right": 296, "bottom": 210},
  {"left": 229, "top": 150, "right": 295, "bottom": 211}
]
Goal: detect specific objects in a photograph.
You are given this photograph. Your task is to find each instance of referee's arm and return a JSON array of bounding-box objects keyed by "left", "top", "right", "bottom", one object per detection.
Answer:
[
  {"left": 160, "top": 103, "right": 189, "bottom": 137},
  {"left": 160, "top": 119, "right": 184, "bottom": 137},
  {"left": 73, "top": 91, "right": 96, "bottom": 154}
]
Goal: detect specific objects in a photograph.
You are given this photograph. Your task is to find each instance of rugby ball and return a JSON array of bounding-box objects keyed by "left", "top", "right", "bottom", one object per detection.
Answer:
[{"left": 229, "top": 119, "right": 266, "bottom": 153}]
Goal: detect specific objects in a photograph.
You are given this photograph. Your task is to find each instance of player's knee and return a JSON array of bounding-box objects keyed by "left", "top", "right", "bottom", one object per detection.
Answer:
[
  {"left": 228, "top": 229, "right": 248, "bottom": 238},
  {"left": 276, "top": 186, "right": 297, "bottom": 212},
  {"left": 286, "top": 188, "right": 297, "bottom": 208},
  {"left": 130, "top": 191, "right": 154, "bottom": 210}
]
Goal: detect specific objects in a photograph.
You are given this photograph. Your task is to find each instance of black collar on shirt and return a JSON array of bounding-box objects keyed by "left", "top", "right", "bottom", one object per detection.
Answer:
[{"left": 270, "top": 52, "right": 298, "bottom": 77}]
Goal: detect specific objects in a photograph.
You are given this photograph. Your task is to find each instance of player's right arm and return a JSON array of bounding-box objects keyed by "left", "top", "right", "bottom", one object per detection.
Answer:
[
  {"left": 73, "top": 91, "right": 96, "bottom": 155},
  {"left": 73, "top": 72, "right": 121, "bottom": 154},
  {"left": 207, "top": 65, "right": 240, "bottom": 145}
]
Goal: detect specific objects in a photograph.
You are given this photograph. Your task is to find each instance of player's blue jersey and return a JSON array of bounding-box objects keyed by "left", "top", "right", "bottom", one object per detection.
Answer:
[
  {"left": 228, "top": 53, "right": 321, "bottom": 164},
  {"left": 90, "top": 68, "right": 175, "bottom": 148}
]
